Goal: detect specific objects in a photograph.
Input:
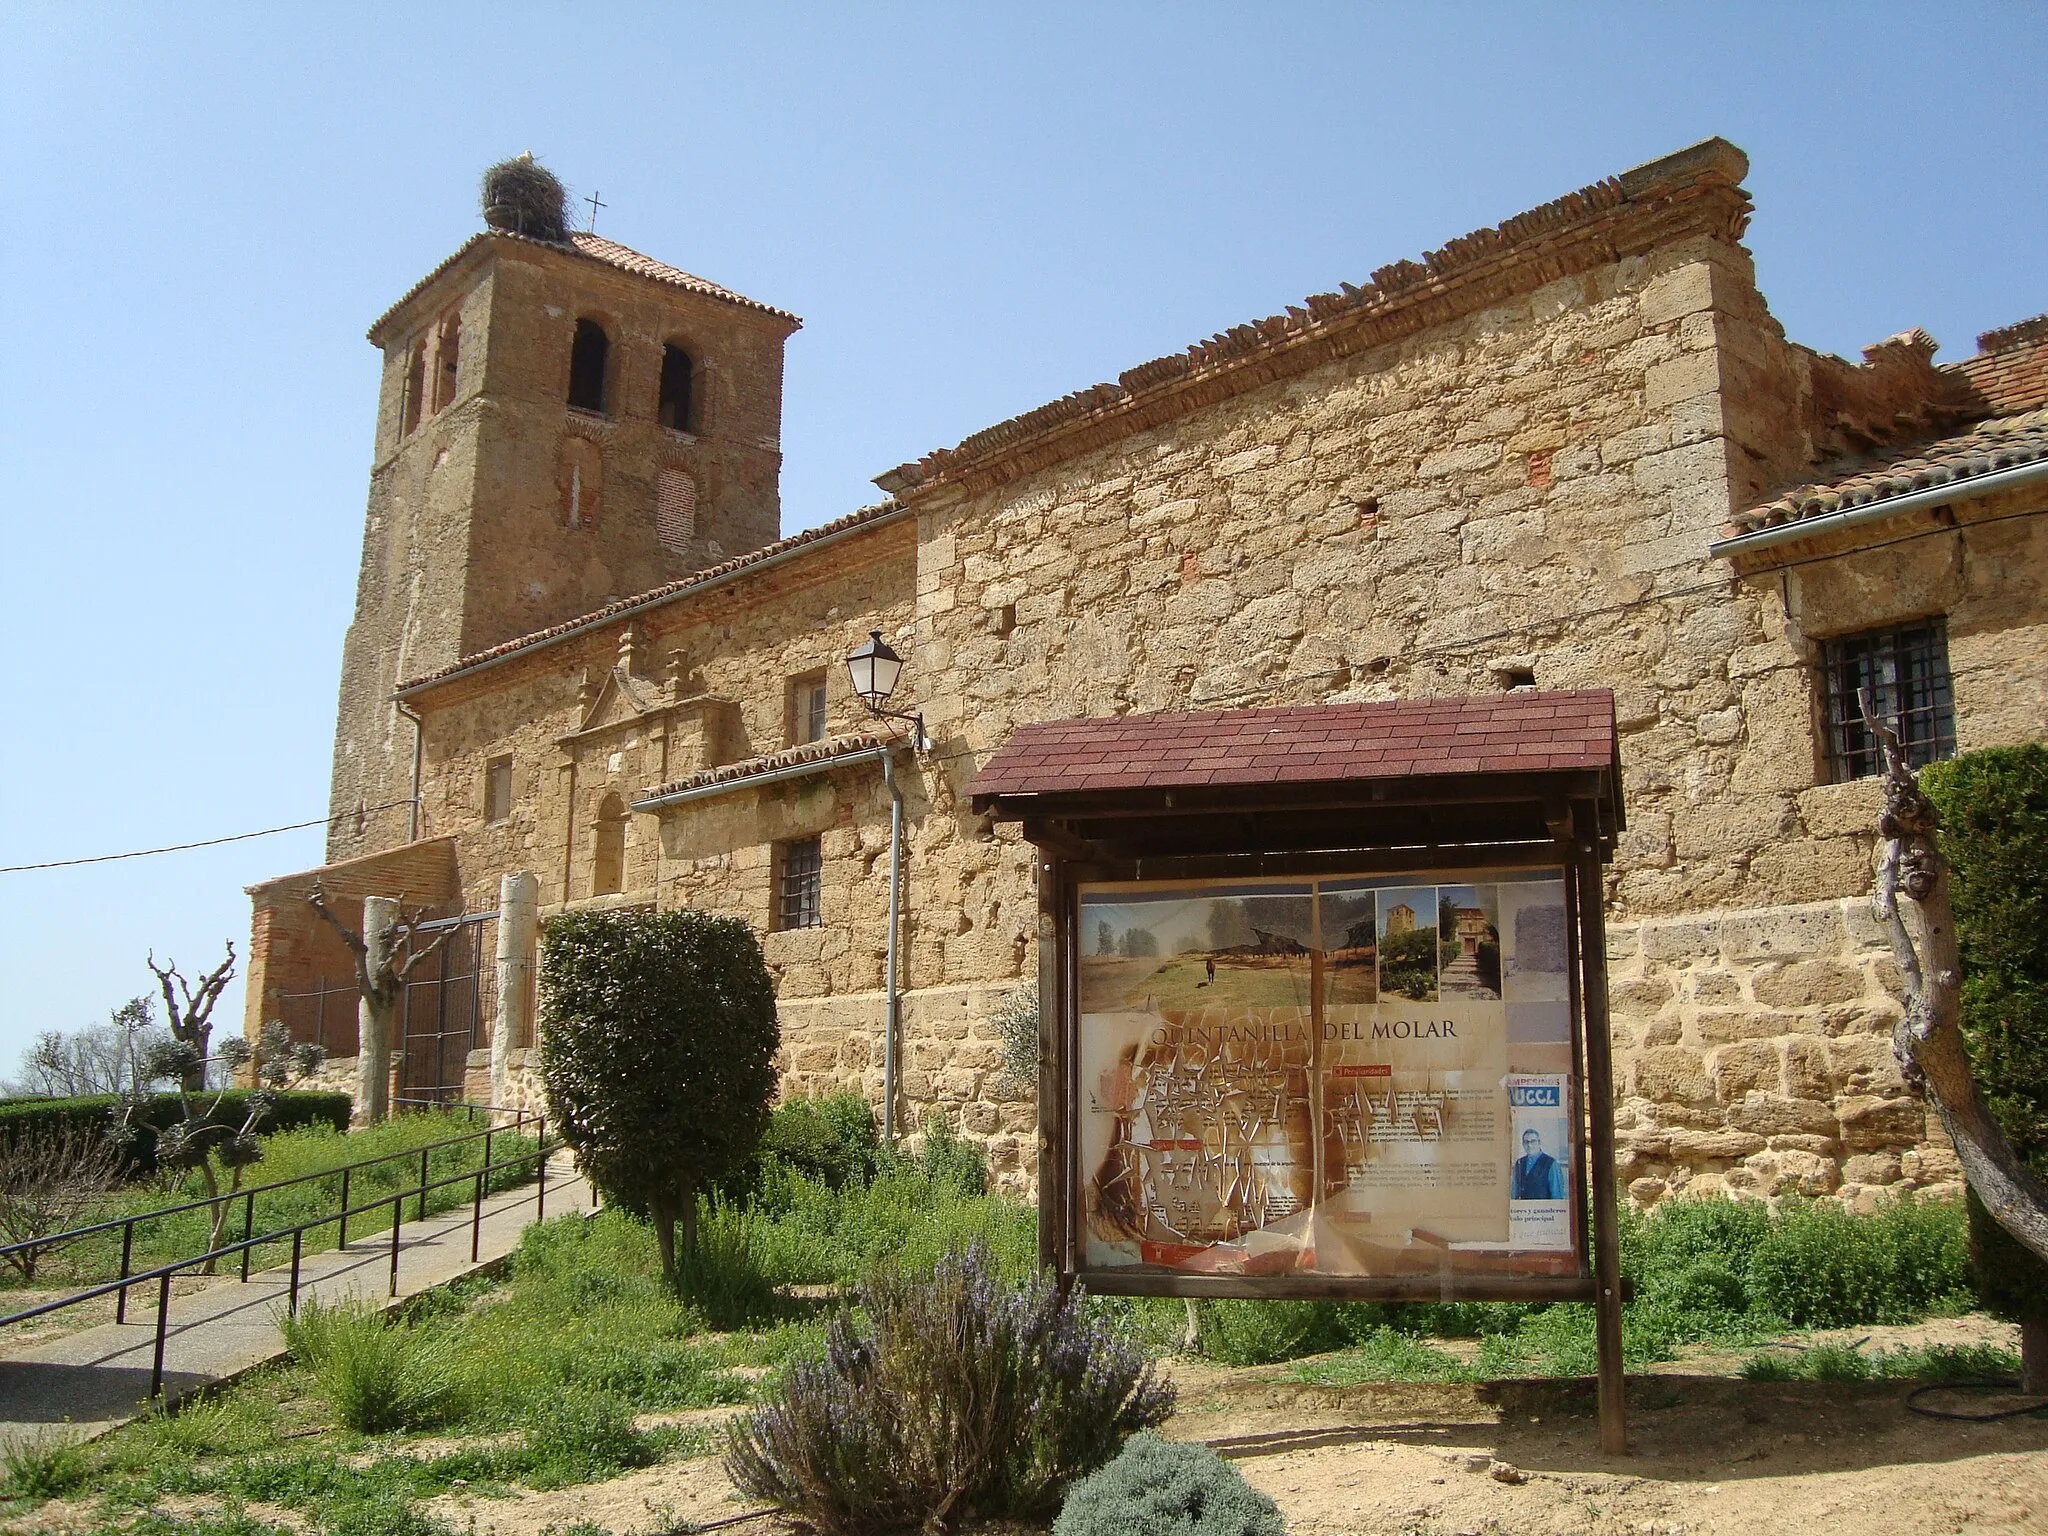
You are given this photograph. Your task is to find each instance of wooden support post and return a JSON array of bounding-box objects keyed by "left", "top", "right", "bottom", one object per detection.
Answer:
[
  {"left": 1036, "top": 853, "right": 1067, "bottom": 1277},
  {"left": 1577, "top": 843, "right": 1628, "bottom": 1456}
]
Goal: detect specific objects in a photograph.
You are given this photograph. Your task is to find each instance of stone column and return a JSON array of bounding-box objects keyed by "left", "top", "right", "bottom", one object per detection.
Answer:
[
  {"left": 491, "top": 871, "right": 540, "bottom": 1114},
  {"left": 357, "top": 896, "right": 399, "bottom": 1126}
]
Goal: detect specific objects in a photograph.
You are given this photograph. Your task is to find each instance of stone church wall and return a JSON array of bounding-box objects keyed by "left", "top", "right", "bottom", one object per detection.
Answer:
[{"left": 265, "top": 142, "right": 2048, "bottom": 1208}]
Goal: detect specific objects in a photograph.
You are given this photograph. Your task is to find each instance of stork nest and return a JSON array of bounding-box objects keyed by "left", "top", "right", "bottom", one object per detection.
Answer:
[{"left": 481, "top": 156, "right": 568, "bottom": 243}]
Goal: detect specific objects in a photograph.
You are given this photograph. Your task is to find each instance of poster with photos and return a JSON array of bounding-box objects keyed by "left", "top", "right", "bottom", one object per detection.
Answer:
[{"left": 1076, "top": 868, "right": 1577, "bottom": 1279}]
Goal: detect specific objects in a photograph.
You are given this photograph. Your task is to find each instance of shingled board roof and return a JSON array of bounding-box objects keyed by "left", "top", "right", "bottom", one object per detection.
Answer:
[
  {"left": 1728, "top": 409, "right": 2048, "bottom": 537},
  {"left": 369, "top": 228, "right": 799, "bottom": 343},
  {"left": 968, "top": 692, "right": 1617, "bottom": 807},
  {"left": 396, "top": 501, "right": 910, "bottom": 696}
]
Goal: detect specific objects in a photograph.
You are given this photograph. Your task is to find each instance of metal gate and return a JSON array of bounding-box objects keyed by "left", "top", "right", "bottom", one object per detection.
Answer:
[{"left": 400, "top": 912, "right": 498, "bottom": 1104}]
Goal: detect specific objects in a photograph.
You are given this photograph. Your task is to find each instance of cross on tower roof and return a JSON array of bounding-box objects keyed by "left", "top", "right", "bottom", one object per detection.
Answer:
[{"left": 583, "top": 189, "right": 607, "bottom": 233}]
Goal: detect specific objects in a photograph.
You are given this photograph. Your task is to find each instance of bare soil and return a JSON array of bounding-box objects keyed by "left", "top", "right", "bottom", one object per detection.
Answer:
[{"left": 418, "top": 1323, "right": 2048, "bottom": 1536}]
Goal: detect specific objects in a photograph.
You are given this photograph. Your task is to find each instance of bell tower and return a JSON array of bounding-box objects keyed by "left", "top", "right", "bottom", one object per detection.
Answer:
[{"left": 325, "top": 158, "right": 801, "bottom": 862}]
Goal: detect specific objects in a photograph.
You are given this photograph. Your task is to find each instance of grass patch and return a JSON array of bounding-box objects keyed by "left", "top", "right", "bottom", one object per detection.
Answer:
[
  {"left": 280, "top": 1296, "right": 460, "bottom": 1433},
  {"left": 0, "top": 1110, "right": 538, "bottom": 1297},
  {"left": 1287, "top": 1327, "right": 1471, "bottom": 1385},
  {"left": 1, "top": 1427, "right": 90, "bottom": 1500},
  {"left": 1739, "top": 1340, "right": 2024, "bottom": 1383}
]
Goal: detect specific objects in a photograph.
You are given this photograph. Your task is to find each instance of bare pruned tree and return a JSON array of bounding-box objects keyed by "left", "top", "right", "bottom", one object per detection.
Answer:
[
  {"left": 0, "top": 1124, "right": 124, "bottom": 1281},
  {"left": 147, "top": 942, "right": 238, "bottom": 1093},
  {"left": 1863, "top": 694, "right": 2048, "bottom": 1278},
  {"left": 307, "top": 883, "right": 452, "bottom": 1124},
  {"left": 113, "top": 1021, "right": 325, "bottom": 1272}
]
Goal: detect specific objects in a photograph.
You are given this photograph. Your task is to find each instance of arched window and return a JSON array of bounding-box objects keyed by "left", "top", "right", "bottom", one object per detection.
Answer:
[
  {"left": 593, "top": 792, "right": 627, "bottom": 896},
  {"left": 568, "top": 319, "right": 609, "bottom": 413},
  {"left": 431, "top": 313, "right": 461, "bottom": 413},
  {"left": 658, "top": 345, "right": 694, "bottom": 431},
  {"left": 400, "top": 338, "right": 426, "bottom": 436}
]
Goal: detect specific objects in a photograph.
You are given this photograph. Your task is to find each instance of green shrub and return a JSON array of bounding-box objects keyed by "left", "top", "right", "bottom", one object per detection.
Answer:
[
  {"left": 1736, "top": 1352, "right": 1797, "bottom": 1381},
  {"left": 0, "top": 1090, "right": 351, "bottom": 1174},
  {"left": 279, "top": 1297, "right": 458, "bottom": 1432},
  {"left": 726, "top": 1242, "right": 1174, "bottom": 1533},
  {"left": 679, "top": 1195, "right": 781, "bottom": 1328},
  {"left": 724, "top": 1092, "right": 878, "bottom": 1198},
  {"left": 1745, "top": 1196, "right": 1970, "bottom": 1326},
  {"left": 1800, "top": 1341, "right": 1872, "bottom": 1382},
  {"left": 1922, "top": 746, "right": 2048, "bottom": 1334},
  {"left": 1054, "top": 1433, "right": 1282, "bottom": 1536},
  {"left": 539, "top": 908, "right": 779, "bottom": 1277},
  {"left": 1196, "top": 1299, "right": 1348, "bottom": 1366},
  {"left": 518, "top": 1391, "right": 656, "bottom": 1488},
  {"left": 1, "top": 1428, "right": 91, "bottom": 1499}
]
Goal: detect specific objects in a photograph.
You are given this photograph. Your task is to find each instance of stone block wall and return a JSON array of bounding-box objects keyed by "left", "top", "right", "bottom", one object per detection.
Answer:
[{"left": 1606, "top": 897, "right": 1957, "bottom": 1210}]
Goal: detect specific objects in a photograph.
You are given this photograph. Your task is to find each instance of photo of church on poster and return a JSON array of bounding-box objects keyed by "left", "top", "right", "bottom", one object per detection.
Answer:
[{"left": 1507, "top": 1073, "right": 1573, "bottom": 1251}]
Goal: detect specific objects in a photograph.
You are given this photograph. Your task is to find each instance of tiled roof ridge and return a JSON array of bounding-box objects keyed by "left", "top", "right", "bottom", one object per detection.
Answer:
[
  {"left": 1730, "top": 408, "right": 2048, "bottom": 535},
  {"left": 873, "top": 138, "right": 1750, "bottom": 501},
  {"left": 368, "top": 228, "right": 799, "bottom": 343},
  {"left": 396, "top": 500, "right": 909, "bottom": 694},
  {"left": 640, "top": 732, "right": 890, "bottom": 800},
  {"left": 1977, "top": 312, "right": 2048, "bottom": 355}
]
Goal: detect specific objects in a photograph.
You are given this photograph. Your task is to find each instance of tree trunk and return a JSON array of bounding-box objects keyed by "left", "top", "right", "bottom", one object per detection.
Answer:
[
  {"left": 356, "top": 897, "right": 400, "bottom": 1126},
  {"left": 651, "top": 1195, "right": 677, "bottom": 1278},
  {"left": 676, "top": 1175, "right": 699, "bottom": 1266},
  {"left": 1866, "top": 710, "right": 2048, "bottom": 1265},
  {"left": 2023, "top": 1316, "right": 2048, "bottom": 1396}
]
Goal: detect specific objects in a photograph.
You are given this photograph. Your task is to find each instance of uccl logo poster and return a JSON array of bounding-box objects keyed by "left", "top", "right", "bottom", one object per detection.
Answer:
[{"left": 1076, "top": 869, "right": 1575, "bottom": 1277}]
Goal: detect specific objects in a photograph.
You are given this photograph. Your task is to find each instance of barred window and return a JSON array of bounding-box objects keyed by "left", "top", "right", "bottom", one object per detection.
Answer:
[
  {"left": 1821, "top": 620, "right": 1956, "bottom": 782},
  {"left": 776, "top": 837, "right": 822, "bottom": 930}
]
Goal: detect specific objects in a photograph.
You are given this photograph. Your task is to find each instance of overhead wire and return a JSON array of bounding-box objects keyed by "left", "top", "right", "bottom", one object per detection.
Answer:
[
  {"left": 6, "top": 503, "right": 2040, "bottom": 871},
  {"left": 0, "top": 799, "right": 419, "bottom": 875}
]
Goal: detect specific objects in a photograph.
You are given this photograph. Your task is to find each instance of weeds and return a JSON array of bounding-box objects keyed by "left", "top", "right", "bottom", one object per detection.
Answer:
[
  {"left": 279, "top": 1296, "right": 458, "bottom": 1432},
  {"left": 1738, "top": 1340, "right": 2024, "bottom": 1383},
  {"left": 1, "top": 1427, "right": 91, "bottom": 1499}
]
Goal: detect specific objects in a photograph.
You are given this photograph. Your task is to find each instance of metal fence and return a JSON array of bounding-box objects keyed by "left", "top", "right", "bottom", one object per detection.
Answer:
[
  {"left": 0, "top": 1103, "right": 559, "bottom": 1399},
  {"left": 276, "top": 911, "right": 503, "bottom": 1102}
]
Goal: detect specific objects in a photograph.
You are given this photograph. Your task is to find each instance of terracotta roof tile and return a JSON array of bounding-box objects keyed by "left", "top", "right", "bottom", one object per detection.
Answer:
[
  {"left": 369, "top": 229, "right": 799, "bottom": 342},
  {"left": 1728, "top": 409, "right": 2048, "bottom": 537},
  {"left": 397, "top": 500, "right": 909, "bottom": 694},
  {"left": 636, "top": 732, "right": 889, "bottom": 803},
  {"left": 968, "top": 691, "right": 1616, "bottom": 802}
]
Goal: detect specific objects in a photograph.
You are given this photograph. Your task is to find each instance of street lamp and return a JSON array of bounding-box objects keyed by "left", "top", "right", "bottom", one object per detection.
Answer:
[{"left": 846, "top": 630, "right": 927, "bottom": 749}]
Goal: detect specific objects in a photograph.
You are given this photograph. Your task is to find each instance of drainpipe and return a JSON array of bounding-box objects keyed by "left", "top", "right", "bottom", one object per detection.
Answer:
[
  {"left": 394, "top": 698, "right": 425, "bottom": 842},
  {"left": 881, "top": 746, "right": 905, "bottom": 1146}
]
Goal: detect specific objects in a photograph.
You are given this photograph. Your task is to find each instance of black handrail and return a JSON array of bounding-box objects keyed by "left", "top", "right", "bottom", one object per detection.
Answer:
[
  {"left": 0, "top": 1113, "right": 565, "bottom": 1399},
  {"left": 0, "top": 1104, "right": 540, "bottom": 1265}
]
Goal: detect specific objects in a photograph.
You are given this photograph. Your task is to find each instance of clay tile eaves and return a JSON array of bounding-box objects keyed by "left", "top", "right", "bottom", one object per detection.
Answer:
[
  {"left": 968, "top": 691, "right": 1616, "bottom": 802},
  {"left": 395, "top": 500, "right": 908, "bottom": 695},
  {"left": 872, "top": 138, "right": 1749, "bottom": 502},
  {"left": 368, "top": 229, "right": 799, "bottom": 344},
  {"left": 1729, "top": 408, "right": 2048, "bottom": 536}
]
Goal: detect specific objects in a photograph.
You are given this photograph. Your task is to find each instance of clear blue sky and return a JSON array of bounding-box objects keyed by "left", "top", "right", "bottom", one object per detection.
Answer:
[{"left": 2, "top": 2, "right": 2042, "bottom": 1073}]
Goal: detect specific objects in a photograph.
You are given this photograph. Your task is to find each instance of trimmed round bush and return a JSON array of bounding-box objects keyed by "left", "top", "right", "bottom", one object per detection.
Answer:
[{"left": 1055, "top": 1433, "right": 1282, "bottom": 1536}]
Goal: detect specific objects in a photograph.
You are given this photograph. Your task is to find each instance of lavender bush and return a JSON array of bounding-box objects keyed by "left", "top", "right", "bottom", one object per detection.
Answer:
[{"left": 724, "top": 1243, "right": 1174, "bottom": 1534}]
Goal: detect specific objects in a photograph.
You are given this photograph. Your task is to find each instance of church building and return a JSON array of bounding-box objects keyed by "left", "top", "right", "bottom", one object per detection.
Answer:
[{"left": 245, "top": 138, "right": 2048, "bottom": 1205}]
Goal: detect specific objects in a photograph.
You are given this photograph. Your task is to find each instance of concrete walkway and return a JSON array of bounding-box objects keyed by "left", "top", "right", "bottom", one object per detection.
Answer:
[{"left": 0, "top": 1153, "right": 591, "bottom": 1448}]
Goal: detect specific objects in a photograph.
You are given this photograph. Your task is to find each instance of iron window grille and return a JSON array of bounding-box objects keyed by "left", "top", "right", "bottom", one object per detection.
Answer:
[
  {"left": 1821, "top": 620, "right": 1956, "bottom": 782},
  {"left": 776, "top": 837, "right": 823, "bottom": 930}
]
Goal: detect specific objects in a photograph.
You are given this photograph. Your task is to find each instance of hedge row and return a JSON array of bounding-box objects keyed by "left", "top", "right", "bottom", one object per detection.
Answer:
[
  {"left": 1921, "top": 743, "right": 2048, "bottom": 1325},
  {"left": 0, "top": 1091, "right": 353, "bottom": 1173}
]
